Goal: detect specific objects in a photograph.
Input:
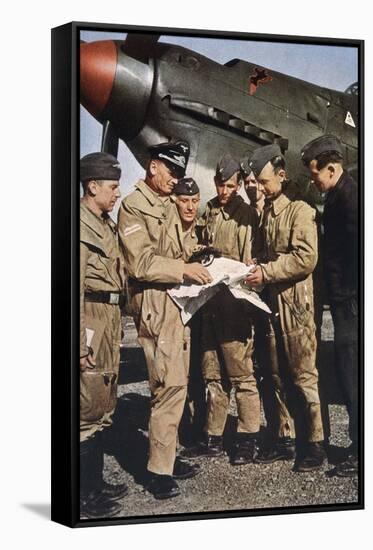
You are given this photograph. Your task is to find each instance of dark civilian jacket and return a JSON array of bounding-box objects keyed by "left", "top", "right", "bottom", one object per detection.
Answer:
[{"left": 323, "top": 171, "right": 358, "bottom": 303}]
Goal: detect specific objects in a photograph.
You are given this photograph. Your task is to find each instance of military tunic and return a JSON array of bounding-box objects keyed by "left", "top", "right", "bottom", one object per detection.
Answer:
[
  {"left": 118, "top": 180, "right": 197, "bottom": 475},
  {"left": 258, "top": 182, "right": 324, "bottom": 443},
  {"left": 198, "top": 194, "right": 260, "bottom": 436},
  {"left": 80, "top": 202, "right": 124, "bottom": 442}
]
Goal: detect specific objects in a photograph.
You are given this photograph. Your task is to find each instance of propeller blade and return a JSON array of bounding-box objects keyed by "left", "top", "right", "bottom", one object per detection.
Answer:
[{"left": 122, "top": 32, "right": 160, "bottom": 63}]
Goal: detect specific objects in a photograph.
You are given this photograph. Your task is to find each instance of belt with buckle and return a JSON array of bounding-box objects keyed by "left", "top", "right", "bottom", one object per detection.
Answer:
[
  {"left": 85, "top": 290, "right": 124, "bottom": 307},
  {"left": 128, "top": 277, "right": 174, "bottom": 291}
]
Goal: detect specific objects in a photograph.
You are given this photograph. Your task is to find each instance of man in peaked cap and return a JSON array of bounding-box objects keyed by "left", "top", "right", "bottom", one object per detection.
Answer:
[
  {"left": 183, "top": 152, "right": 261, "bottom": 465},
  {"left": 301, "top": 135, "right": 358, "bottom": 478},
  {"left": 118, "top": 140, "right": 211, "bottom": 499},
  {"left": 245, "top": 144, "right": 326, "bottom": 472},
  {"left": 79, "top": 152, "right": 127, "bottom": 519},
  {"left": 148, "top": 139, "right": 190, "bottom": 179}
]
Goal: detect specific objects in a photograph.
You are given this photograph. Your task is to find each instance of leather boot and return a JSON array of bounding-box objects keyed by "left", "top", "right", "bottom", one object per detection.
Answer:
[
  {"left": 335, "top": 453, "right": 358, "bottom": 477},
  {"left": 172, "top": 457, "right": 201, "bottom": 479},
  {"left": 147, "top": 473, "right": 180, "bottom": 500},
  {"left": 80, "top": 435, "right": 122, "bottom": 519},
  {"left": 180, "top": 435, "right": 224, "bottom": 458},
  {"left": 95, "top": 431, "right": 128, "bottom": 500},
  {"left": 296, "top": 441, "right": 326, "bottom": 472},
  {"left": 255, "top": 437, "right": 296, "bottom": 464},
  {"left": 231, "top": 433, "right": 258, "bottom": 465}
]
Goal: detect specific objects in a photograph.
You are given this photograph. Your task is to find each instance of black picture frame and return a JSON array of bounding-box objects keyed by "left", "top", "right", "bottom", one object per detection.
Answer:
[{"left": 51, "top": 21, "right": 364, "bottom": 528}]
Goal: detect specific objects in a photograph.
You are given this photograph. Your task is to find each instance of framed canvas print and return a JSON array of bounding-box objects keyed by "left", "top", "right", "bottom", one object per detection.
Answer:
[{"left": 51, "top": 21, "right": 364, "bottom": 527}]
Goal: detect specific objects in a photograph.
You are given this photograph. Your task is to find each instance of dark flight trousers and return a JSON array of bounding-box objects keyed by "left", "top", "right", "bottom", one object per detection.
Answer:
[{"left": 330, "top": 298, "right": 359, "bottom": 447}]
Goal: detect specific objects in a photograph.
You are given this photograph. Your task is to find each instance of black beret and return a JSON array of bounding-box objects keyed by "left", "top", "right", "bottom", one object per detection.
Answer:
[
  {"left": 148, "top": 139, "right": 190, "bottom": 176},
  {"left": 215, "top": 153, "right": 241, "bottom": 182},
  {"left": 301, "top": 134, "right": 344, "bottom": 166},
  {"left": 80, "top": 152, "right": 121, "bottom": 182},
  {"left": 174, "top": 177, "right": 200, "bottom": 196},
  {"left": 248, "top": 144, "right": 282, "bottom": 178}
]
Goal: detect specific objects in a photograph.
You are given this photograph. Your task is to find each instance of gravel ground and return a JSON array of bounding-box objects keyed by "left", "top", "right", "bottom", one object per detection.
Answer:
[
  {"left": 84, "top": 313, "right": 361, "bottom": 520},
  {"left": 102, "top": 391, "right": 359, "bottom": 519}
]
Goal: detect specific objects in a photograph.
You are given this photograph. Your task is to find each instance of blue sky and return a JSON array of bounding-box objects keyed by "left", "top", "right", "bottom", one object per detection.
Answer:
[{"left": 80, "top": 30, "right": 358, "bottom": 214}]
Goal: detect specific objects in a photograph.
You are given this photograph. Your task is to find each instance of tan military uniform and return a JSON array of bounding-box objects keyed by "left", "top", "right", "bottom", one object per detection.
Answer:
[
  {"left": 258, "top": 182, "right": 324, "bottom": 443},
  {"left": 118, "top": 180, "right": 197, "bottom": 476},
  {"left": 198, "top": 195, "right": 260, "bottom": 436},
  {"left": 80, "top": 202, "right": 124, "bottom": 442}
]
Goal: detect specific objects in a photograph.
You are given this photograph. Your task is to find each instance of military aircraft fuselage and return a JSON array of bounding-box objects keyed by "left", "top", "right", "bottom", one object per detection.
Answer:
[{"left": 80, "top": 37, "right": 358, "bottom": 205}]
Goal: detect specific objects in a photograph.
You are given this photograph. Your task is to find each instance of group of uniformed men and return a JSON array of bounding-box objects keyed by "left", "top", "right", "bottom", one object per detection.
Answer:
[{"left": 79, "top": 134, "right": 358, "bottom": 518}]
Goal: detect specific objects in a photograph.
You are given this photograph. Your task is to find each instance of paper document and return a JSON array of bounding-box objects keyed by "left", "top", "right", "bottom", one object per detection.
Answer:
[{"left": 168, "top": 257, "right": 271, "bottom": 324}]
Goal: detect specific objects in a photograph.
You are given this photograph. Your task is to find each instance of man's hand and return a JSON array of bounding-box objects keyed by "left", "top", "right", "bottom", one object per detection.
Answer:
[
  {"left": 183, "top": 262, "right": 212, "bottom": 285},
  {"left": 246, "top": 258, "right": 257, "bottom": 269},
  {"left": 80, "top": 352, "right": 96, "bottom": 372},
  {"left": 244, "top": 265, "right": 264, "bottom": 287}
]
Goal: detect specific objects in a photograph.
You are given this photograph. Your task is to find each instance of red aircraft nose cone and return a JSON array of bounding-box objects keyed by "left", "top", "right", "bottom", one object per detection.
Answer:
[{"left": 80, "top": 41, "right": 117, "bottom": 118}]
